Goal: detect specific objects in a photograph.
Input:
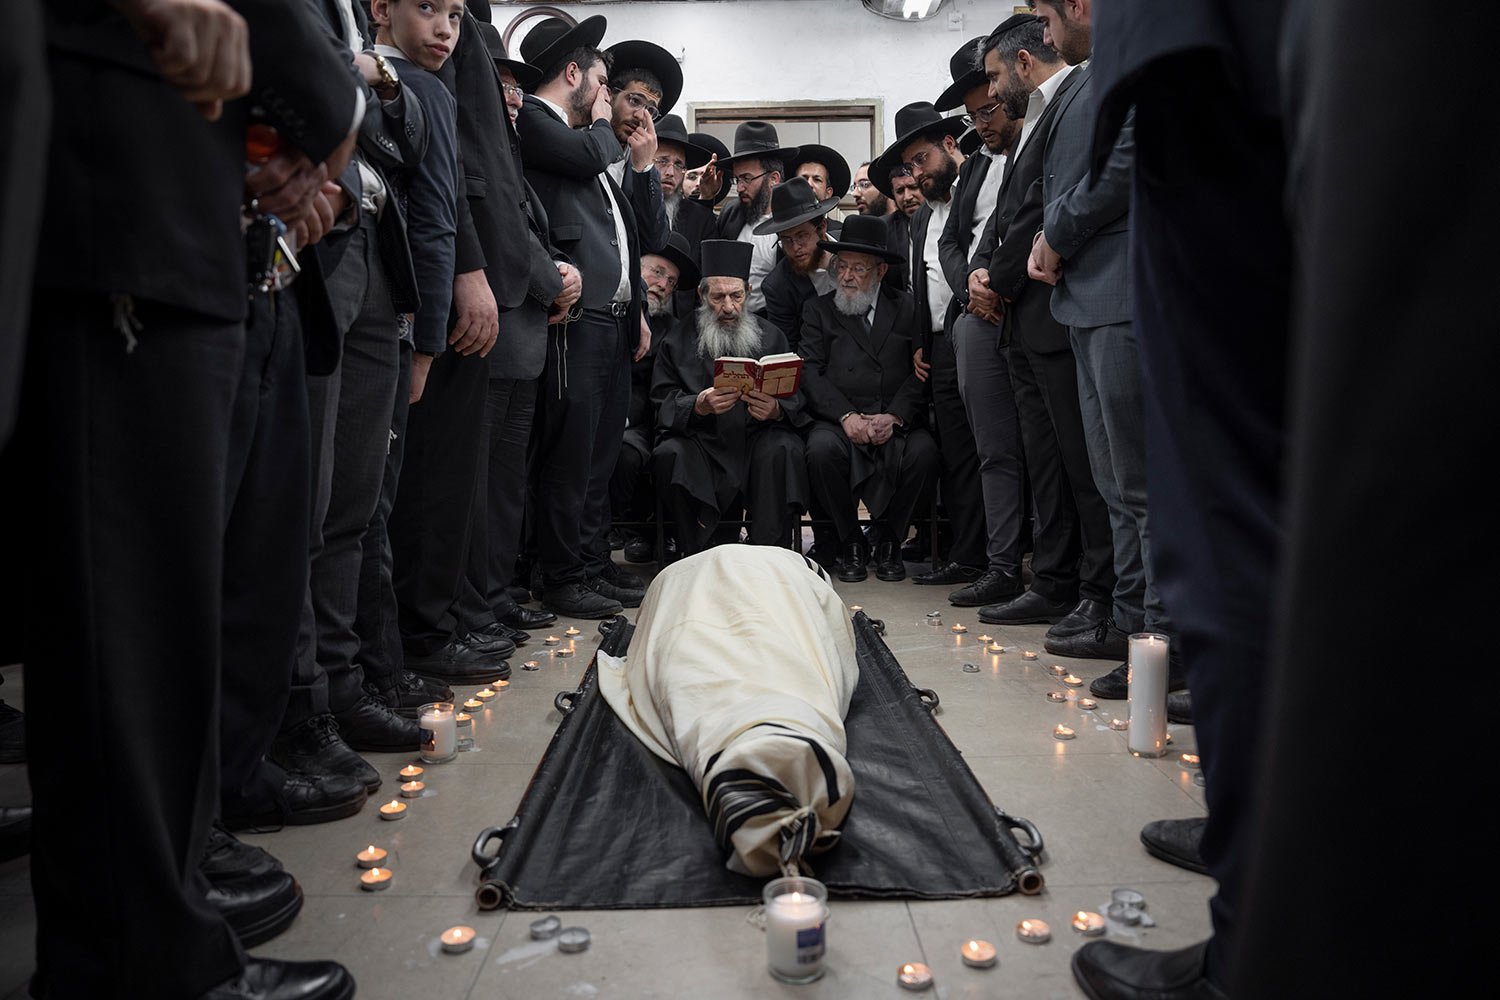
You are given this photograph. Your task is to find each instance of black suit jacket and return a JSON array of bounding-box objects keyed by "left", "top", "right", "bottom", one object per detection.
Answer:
[
  {"left": 882, "top": 211, "right": 911, "bottom": 294},
  {"left": 38, "top": 1, "right": 359, "bottom": 322},
  {"left": 907, "top": 201, "right": 950, "bottom": 356},
  {"left": 760, "top": 257, "right": 822, "bottom": 355},
  {"left": 669, "top": 196, "right": 719, "bottom": 317},
  {"left": 799, "top": 286, "right": 926, "bottom": 427},
  {"left": 936, "top": 151, "right": 995, "bottom": 320}
]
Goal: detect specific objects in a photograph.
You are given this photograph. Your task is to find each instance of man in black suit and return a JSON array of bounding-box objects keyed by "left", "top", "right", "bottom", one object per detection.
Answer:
[
  {"left": 757, "top": 177, "right": 841, "bottom": 351},
  {"left": 800, "top": 216, "right": 939, "bottom": 583},
  {"left": 6, "top": 1, "right": 359, "bottom": 995},
  {"left": 654, "top": 115, "right": 717, "bottom": 317},
  {"left": 713, "top": 121, "right": 800, "bottom": 313},
  {"left": 517, "top": 15, "right": 646, "bottom": 619},
  {"left": 965, "top": 17, "right": 1117, "bottom": 651}
]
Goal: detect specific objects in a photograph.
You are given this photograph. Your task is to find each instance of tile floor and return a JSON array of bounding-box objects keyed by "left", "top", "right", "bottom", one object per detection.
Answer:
[{"left": 0, "top": 556, "right": 1212, "bottom": 999}]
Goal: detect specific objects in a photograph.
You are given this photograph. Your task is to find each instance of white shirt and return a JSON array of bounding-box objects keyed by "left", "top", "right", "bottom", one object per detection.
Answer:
[
  {"left": 968, "top": 148, "right": 1007, "bottom": 252},
  {"left": 739, "top": 215, "right": 779, "bottom": 313},
  {"left": 923, "top": 197, "right": 954, "bottom": 331},
  {"left": 539, "top": 95, "right": 631, "bottom": 303},
  {"left": 1016, "top": 64, "right": 1075, "bottom": 158}
]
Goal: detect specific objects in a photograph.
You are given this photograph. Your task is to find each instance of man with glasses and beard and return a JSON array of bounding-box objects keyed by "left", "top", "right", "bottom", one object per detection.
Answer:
[
  {"left": 756, "top": 177, "right": 842, "bottom": 352},
  {"left": 799, "top": 217, "right": 939, "bottom": 584},
  {"left": 651, "top": 241, "right": 809, "bottom": 557},
  {"left": 652, "top": 114, "right": 717, "bottom": 317},
  {"left": 713, "top": 121, "right": 801, "bottom": 313}
]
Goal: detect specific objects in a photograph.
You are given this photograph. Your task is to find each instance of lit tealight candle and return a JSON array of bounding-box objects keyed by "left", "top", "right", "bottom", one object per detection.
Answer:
[
  {"left": 564, "top": 626, "right": 581, "bottom": 637},
  {"left": 1049, "top": 664, "right": 1067, "bottom": 676},
  {"left": 1022, "top": 650, "right": 1038, "bottom": 660},
  {"left": 474, "top": 688, "right": 495, "bottom": 702},
  {"left": 1078, "top": 698, "right": 1098, "bottom": 710},
  {"left": 398, "top": 765, "right": 423, "bottom": 781},
  {"left": 1062, "top": 674, "right": 1084, "bottom": 687},
  {"left": 976, "top": 634, "right": 992, "bottom": 643},
  {"left": 522, "top": 660, "right": 542, "bottom": 671},
  {"left": 1053, "top": 724, "right": 1076, "bottom": 740},
  {"left": 1109, "top": 718, "right": 1129, "bottom": 731},
  {"left": 951, "top": 624, "right": 967, "bottom": 634},
  {"left": 1046, "top": 691, "right": 1069, "bottom": 703},
  {"left": 849, "top": 604, "right": 863, "bottom": 612},
  {"left": 959, "top": 939, "right": 997, "bottom": 968},
  {"left": 1016, "top": 918, "right": 1051, "bottom": 944},
  {"left": 378, "top": 799, "right": 407, "bottom": 821},
  {"left": 1180, "top": 753, "right": 1201, "bottom": 769},
  {"left": 494, "top": 678, "right": 510, "bottom": 688},
  {"left": 400, "top": 780, "right": 425, "bottom": 798},
  {"left": 988, "top": 642, "right": 1003, "bottom": 653},
  {"left": 462, "top": 698, "right": 484, "bottom": 712},
  {"left": 544, "top": 635, "right": 561, "bottom": 646},
  {"left": 440, "top": 925, "right": 477, "bottom": 954},
  {"left": 1071, "top": 911, "right": 1106, "bottom": 936},
  {"left": 356, "top": 845, "right": 387, "bottom": 869},
  {"left": 556, "top": 646, "right": 575, "bottom": 658},
  {"left": 897, "top": 962, "right": 934, "bottom": 991},
  {"left": 359, "top": 867, "right": 393, "bottom": 891}
]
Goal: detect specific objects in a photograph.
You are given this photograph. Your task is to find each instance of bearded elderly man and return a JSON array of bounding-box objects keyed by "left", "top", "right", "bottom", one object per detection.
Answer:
[
  {"left": 799, "top": 216, "right": 939, "bottom": 584},
  {"left": 651, "top": 241, "right": 810, "bottom": 557}
]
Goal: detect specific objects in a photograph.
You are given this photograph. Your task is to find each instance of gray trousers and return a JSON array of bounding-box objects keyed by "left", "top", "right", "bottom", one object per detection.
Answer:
[
  {"left": 1068, "top": 321, "right": 1170, "bottom": 635},
  {"left": 952, "top": 313, "right": 1025, "bottom": 576}
]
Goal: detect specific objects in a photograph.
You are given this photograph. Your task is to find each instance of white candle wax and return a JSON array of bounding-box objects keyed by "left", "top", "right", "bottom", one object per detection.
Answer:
[
  {"left": 419, "top": 703, "right": 457, "bottom": 763},
  {"left": 1127, "top": 634, "right": 1170, "bottom": 758},
  {"left": 765, "top": 890, "right": 826, "bottom": 981}
]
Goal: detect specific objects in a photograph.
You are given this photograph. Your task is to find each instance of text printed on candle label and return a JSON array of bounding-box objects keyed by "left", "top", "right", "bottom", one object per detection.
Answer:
[{"left": 796, "top": 924, "right": 826, "bottom": 965}]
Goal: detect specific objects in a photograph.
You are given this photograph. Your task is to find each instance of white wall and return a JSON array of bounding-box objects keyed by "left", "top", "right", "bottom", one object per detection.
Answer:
[{"left": 490, "top": 0, "right": 1017, "bottom": 151}]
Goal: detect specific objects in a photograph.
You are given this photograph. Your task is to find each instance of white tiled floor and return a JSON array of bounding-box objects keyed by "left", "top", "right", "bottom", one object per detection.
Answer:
[{"left": 0, "top": 559, "right": 1213, "bottom": 999}]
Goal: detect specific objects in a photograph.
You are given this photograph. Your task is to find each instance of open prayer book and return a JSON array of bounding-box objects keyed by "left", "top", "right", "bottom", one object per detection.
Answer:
[{"left": 712, "top": 353, "right": 804, "bottom": 398}]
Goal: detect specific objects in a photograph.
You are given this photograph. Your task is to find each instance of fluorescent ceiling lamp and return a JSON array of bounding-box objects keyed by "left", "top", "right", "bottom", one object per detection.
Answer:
[{"left": 862, "top": 0, "right": 946, "bottom": 21}]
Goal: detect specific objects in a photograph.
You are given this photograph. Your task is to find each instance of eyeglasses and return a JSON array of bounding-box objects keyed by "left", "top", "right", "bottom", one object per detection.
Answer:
[
  {"left": 733, "top": 169, "right": 770, "bottom": 188},
  {"left": 852, "top": 178, "right": 873, "bottom": 190},
  {"left": 778, "top": 229, "right": 821, "bottom": 249},
  {"left": 620, "top": 90, "right": 662, "bottom": 122},
  {"left": 832, "top": 259, "right": 875, "bottom": 278},
  {"left": 652, "top": 155, "right": 686, "bottom": 172},
  {"left": 901, "top": 148, "right": 937, "bottom": 174},
  {"left": 501, "top": 83, "right": 524, "bottom": 100},
  {"left": 962, "top": 101, "right": 1002, "bottom": 127},
  {"left": 643, "top": 264, "right": 678, "bottom": 289}
]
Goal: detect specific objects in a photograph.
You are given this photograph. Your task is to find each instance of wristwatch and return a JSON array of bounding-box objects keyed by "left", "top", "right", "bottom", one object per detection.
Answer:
[{"left": 370, "top": 52, "right": 401, "bottom": 99}]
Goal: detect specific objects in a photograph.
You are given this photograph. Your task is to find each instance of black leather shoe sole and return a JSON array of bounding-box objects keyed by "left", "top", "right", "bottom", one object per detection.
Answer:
[
  {"left": 910, "top": 564, "right": 983, "bottom": 586},
  {"left": 1045, "top": 632, "right": 1129, "bottom": 660},
  {"left": 499, "top": 606, "right": 556, "bottom": 630},
  {"left": 407, "top": 661, "right": 511, "bottom": 685},
  {"left": 1140, "top": 817, "right": 1210, "bottom": 876},
  {"left": 542, "top": 593, "right": 623, "bottom": 620},
  {"left": 224, "top": 877, "right": 305, "bottom": 948},
  {"left": 977, "top": 594, "right": 1074, "bottom": 625}
]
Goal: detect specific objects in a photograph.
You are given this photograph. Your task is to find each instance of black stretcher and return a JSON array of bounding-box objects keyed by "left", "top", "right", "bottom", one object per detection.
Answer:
[{"left": 471, "top": 612, "right": 1045, "bottom": 910}]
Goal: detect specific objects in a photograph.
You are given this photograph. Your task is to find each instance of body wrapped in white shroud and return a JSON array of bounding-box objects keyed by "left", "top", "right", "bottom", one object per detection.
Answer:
[{"left": 597, "top": 546, "right": 858, "bottom": 876}]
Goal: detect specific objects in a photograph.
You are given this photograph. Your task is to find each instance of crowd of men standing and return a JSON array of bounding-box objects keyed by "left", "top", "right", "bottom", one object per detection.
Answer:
[{"left": 0, "top": 0, "right": 1487, "bottom": 997}]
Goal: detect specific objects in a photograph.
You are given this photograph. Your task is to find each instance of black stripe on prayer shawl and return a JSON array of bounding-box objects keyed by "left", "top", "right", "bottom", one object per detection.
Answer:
[
  {"left": 747, "top": 722, "right": 844, "bottom": 806},
  {"left": 800, "top": 553, "right": 830, "bottom": 582},
  {"left": 705, "top": 768, "right": 801, "bottom": 846}
]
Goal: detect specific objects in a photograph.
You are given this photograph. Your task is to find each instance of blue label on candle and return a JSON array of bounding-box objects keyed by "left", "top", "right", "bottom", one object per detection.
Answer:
[{"left": 796, "top": 924, "right": 825, "bottom": 964}]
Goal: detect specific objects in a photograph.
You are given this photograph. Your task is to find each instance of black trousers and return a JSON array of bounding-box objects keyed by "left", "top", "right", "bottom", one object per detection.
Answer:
[
  {"left": 352, "top": 342, "right": 412, "bottom": 694},
  {"left": 653, "top": 433, "right": 803, "bottom": 555},
  {"left": 609, "top": 425, "right": 652, "bottom": 527},
  {"left": 1129, "top": 55, "right": 1291, "bottom": 988},
  {"left": 805, "top": 423, "right": 940, "bottom": 546},
  {"left": 1007, "top": 336, "right": 1115, "bottom": 604},
  {"left": 391, "top": 347, "right": 489, "bottom": 655},
  {"left": 220, "top": 289, "right": 310, "bottom": 819},
  {"left": 532, "top": 309, "right": 630, "bottom": 589},
  {"left": 927, "top": 329, "right": 987, "bottom": 567},
  {"left": 9, "top": 293, "right": 245, "bottom": 995}
]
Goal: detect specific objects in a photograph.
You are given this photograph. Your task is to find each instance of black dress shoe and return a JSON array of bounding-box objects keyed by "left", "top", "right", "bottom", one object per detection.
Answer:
[
  {"left": 333, "top": 695, "right": 420, "bottom": 753},
  {"left": 544, "top": 583, "right": 623, "bottom": 619},
  {"left": 0, "top": 805, "right": 31, "bottom": 863},
  {"left": 1167, "top": 690, "right": 1193, "bottom": 724},
  {"left": 405, "top": 635, "right": 512, "bottom": 684},
  {"left": 1072, "top": 939, "right": 1226, "bottom": 1000},
  {"left": 470, "top": 620, "right": 531, "bottom": 648},
  {"left": 200, "top": 958, "right": 355, "bottom": 1000},
  {"left": 599, "top": 560, "right": 646, "bottom": 592},
  {"left": 608, "top": 527, "right": 628, "bottom": 551},
  {"left": 269, "top": 715, "right": 381, "bottom": 793},
  {"left": 910, "top": 561, "right": 984, "bottom": 586},
  {"left": 873, "top": 540, "right": 905, "bottom": 582},
  {"left": 1141, "top": 817, "right": 1209, "bottom": 875},
  {"left": 1047, "top": 598, "right": 1112, "bottom": 639},
  {"left": 498, "top": 604, "right": 556, "bottom": 631},
  {"left": 1088, "top": 654, "right": 1189, "bottom": 699},
  {"left": 586, "top": 574, "right": 644, "bottom": 609},
  {"left": 201, "top": 823, "right": 283, "bottom": 883},
  {"left": 504, "top": 584, "right": 533, "bottom": 606},
  {"left": 385, "top": 671, "right": 454, "bottom": 718},
  {"left": 623, "top": 536, "right": 655, "bottom": 563},
  {"left": 207, "top": 869, "right": 303, "bottom": 948},
  {"left": 947, "top": 569, "right": 1022, "bottom": 607},
  {"left": 835, "top": 540, "right": 868, "bottom": 583},
  {"left": 1046, "top": 617, "right": 1131, "bottom": 660},
  {"left": 222, "top": 770, "right": 368, "bottom": 832},
  {"left": 460, "top": 630, "right": 516, "bottom": 658},
  {"left": 0, "top": 700, "right": 24, "bottom": 764},
  {"left": 978, "top": 589, "right": 1074, "bottom": 625}
]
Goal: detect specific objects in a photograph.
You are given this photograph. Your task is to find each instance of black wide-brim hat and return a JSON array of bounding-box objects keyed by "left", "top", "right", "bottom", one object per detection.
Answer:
[
  {"left": 935, "top": 35, "right": 990, "bottom": 112},
  {"left": 958, "top": 125, "right": 982, "bottom": 157},
  {"left": 752, "top": 176, "right": 841, "bottom": 236},
  {"left": 718, "top": 121, "right": 800, "bottom": 170},
  {"left": 786, "top": 143, "right": 852, "bottom": 200},
  {"left": 650, "top": 230, "right": 699, "bottom": 287},
  {"left": 689, "top": 130, "right": 734, "bottom": 205},
  {"left": 477, "top": 20, "right": 541, "bottom": 91},
  {"left": 518, "top": 14, "right": 607, "bottom": 82},
  {"left": 700, "top": 239, "right": 753, "bottom": 282},
  {"left": 605, "top": 39, "right": 683, "bottom": 117},
  {"left": 816, "top": 213, "right": 904, "bottom": 265},
  {"left": 870, "top": 101, "right": 967, "bottom": 199},
  {"left": 655, "top": 114, "right": 713, "bottom": 170}
]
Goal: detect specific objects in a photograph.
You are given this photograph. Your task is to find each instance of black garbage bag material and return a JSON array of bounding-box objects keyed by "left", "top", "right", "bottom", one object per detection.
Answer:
[{"left": 472, "top": 613, "right": 1045, "bottom": 910}]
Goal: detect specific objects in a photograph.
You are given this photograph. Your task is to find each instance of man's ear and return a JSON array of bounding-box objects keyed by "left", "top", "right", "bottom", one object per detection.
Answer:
[{"left": 371, "top": 0, "right": 391, "bottom": 27}]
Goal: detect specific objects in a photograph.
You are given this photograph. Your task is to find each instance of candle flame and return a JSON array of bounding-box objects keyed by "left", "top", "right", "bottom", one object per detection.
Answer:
[
  {"left": 367, "top": 845, "right": 375, "bottom": 853},
  {"left": 902, "top": 964, "right": 915, "bottom": 974}
]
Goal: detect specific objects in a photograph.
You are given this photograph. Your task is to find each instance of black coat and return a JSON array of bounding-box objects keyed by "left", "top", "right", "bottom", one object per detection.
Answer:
[
  {"left": 760, "top": 256, "right": 824, "bottom": 355},
  {"left": 936, "top": 151, "right": 997, "bottom": 322},
  {"left": 1, "top": 0, "right": 47, "bottom": 445},
  {"left": 798, "top": 286, "right": 925, "bottom": 427},
  {"left": 670, "top": 196, "right": 719, "bottom": 316}
]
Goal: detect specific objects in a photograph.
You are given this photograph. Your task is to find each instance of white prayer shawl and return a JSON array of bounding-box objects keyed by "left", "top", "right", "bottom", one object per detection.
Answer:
[{"left": 598, "top": 546, "right": 858, "bottom": 876}]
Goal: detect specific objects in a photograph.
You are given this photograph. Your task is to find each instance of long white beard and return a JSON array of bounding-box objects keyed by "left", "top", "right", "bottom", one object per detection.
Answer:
[
  {"left": 664, "top": 190, "right": 682, "bottom": 227},
  {"left": 695, "top": 304, "right": 764, "bottom": 360},
  {"left": 833, "top": 283, "right": 880, "bottom": 317}
]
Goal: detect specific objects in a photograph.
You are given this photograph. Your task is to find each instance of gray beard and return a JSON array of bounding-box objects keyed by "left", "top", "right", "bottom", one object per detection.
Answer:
[
  {"left": 833, "top": 284, "right": 880, "bottom": 318},
  {"left": 664, "top": 190, "right": 682, "bottom": 227},
  {"left": 647, "top": 294, "right": 673, "bottom": 317},
  {"left": 695, "top": 304, "right": 764, "bottom": 361}
]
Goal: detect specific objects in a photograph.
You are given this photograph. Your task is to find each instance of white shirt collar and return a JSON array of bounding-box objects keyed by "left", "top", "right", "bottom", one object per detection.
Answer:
[
  {"left": 1035, "top": 64, "right": 1073, "bottom": 109},
  {"left": 534, "top": 94, "right": 572, "bottom": 126}
]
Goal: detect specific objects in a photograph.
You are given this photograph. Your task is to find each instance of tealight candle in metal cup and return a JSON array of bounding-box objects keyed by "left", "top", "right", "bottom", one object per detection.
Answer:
[
  {"left": 359, "top": 867, "right": 393, "bottom": 891},
  {"left": 1053, "top": 724, "right": 1076, "bottom": 740},
  {"left": 378, "top": 799, "right": 407, "bottom": 821},
  {"left": 1016, "top": 918, "right": 1051, "bottom": 944},
  {"left": 897, "top": 962, "right": 934, "bottom": 990},
  {"left": 959, "top": 939, "right": 997, "bottom": 968},
  {"left": 1072, "top": 911, "right": 1106, "bottom": 936},
  {"left": 440, "top": 925, "right": 476, "bottom": 954},
  {"left": 355, "top": 845, "right": 387, "bottom": 869}
]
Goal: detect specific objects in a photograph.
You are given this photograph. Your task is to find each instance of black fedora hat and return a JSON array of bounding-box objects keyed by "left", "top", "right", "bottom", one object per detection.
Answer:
[
  {"left": 605, "top": 39, "right": 683, "bottom": 117},
  {"left": 518, "top": 14, "right": 607, "bottom": 82},
  {"left": 477, "top": 20, "right": 541, "bottom": 92},
  {"left": 958, "top": 125, "right": 982, "bottom": 157},
  {"left": 935, "top": 35, "right": 990, "bottom": 112},
  {"left": 718, "top": 121, "right": 801, "bottom": 170},
  {"left": 870, "top": 102, "right": 966, "bottom": 198},
  {"left": 786, "top": 144, "right": 852, "bottom": 200},
  {"left": 688, "top": 130, "right": 734, "bottom": 205},
  {"left": 817, "top": 214, "right": 904, "bottom": 265},
  {"left": 700, "top": 239, "right": 753, "bottom": 282},
  {"left": 646, "top": 231, "right": 699, "bottom": 287},
  {"left": 655, "top": 115, "right": 712, "bottom": 170},
  {"left": 751, "top": 176, "right": 841, "bottom": 236}
]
